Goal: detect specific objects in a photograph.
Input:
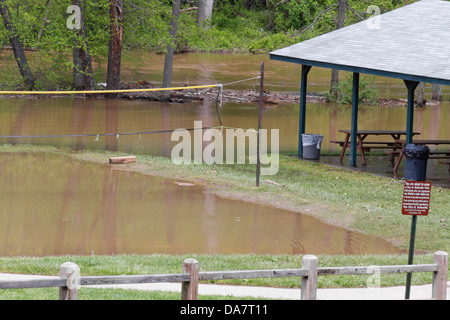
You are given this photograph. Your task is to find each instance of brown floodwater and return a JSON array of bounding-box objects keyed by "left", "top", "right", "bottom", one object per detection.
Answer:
[
  {"left": 0, "top": 152, "right": 403, "bottom": 256},
  {"left": 0, "top": 95, "right": 448, "bottom": 184},
  {"left": 0, "top": 52, "right": 448, "bottom": 256},
  {"left": 118, "top": 52, "right": 450, "bottom": 98}
]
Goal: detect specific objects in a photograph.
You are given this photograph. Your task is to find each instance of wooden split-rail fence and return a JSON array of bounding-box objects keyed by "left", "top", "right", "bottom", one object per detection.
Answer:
[{"left": 0, "top": 251, "right": 447, "bottom": 300}]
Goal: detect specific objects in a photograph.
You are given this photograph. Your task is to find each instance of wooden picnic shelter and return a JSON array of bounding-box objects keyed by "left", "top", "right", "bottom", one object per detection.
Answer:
[{"left": 269, "top": 0, "right": 450, "bottom": 167}]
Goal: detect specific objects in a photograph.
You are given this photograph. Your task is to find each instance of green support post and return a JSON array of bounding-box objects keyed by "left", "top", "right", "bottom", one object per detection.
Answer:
[
  {"left": 404, "top": 80, "right": 419, "bottom": 145},
  {"left": 405, "top": 214, "right": 417, "bottom": 299},
  {"left": 298, "top": 65, "right": 312, "bottom": 158},
  {"left": 403, "top": 79, "right": 420, "bottom": 300},
  {"left": 350, "top": 73, "right": 360, "bottom": 167}
]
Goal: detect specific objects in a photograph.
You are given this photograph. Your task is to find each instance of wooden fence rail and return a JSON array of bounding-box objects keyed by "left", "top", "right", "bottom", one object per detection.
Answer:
[{"left": 0, "top": 251, "right": 447, "bottom": 300}]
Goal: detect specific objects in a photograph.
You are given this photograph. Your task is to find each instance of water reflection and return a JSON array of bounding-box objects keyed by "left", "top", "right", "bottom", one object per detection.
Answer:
[
  {"left": 1, "top": 97, "right": 449, "bottom": 151},
  {"left": 0, "top": 96, "right": 448, "bottom": 184},
  {"left": 0, "top": 152, "right": 402, "bottom": 256}
]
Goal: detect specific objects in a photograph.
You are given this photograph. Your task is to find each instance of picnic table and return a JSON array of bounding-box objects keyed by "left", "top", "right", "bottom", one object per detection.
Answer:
[
  {"left": 331, "top": 130, "right": 420, "bottom": 166},
  {"left": 393, "top": 140, "right": 450, "bottom": 173}
]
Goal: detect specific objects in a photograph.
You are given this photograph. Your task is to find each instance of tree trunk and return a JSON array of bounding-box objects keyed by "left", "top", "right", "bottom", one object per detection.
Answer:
[
  {"left": 0, "top": 0, "right": 35, "bottom": 89},
  {"left": 161, "top": 0, "right": 181, "bottom": 102},
  {"left": 36, "top": 0, "right": 52, "bottom": 49},
  {"left": 197, "top": 0, "right": 214, "bottom": 29},
  {"left": 106, "top": 0, "right": 124, "bottom": 97},
  {"left": 330, "top": 0, "right": 346, "bottom": 93},
  {"left": 431, "top": 83, "right": 442, "bottom": 101},
  {"left": 72, "top": 0, "right": 94, "bottom": 91},
  {"left": 416, "top": 82, "right": 425, "bottom": 107}
]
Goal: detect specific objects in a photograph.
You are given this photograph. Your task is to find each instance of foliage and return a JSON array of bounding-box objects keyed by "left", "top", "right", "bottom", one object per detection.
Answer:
[
  {"left": 326, "top": 73, "right": 380, "bottom": 105},
  {"left": 0, "top": 0, "right": 414, "bottom": 89},
  {"left": 123, "top": 0, "right": 171, "bottom": 51},
  {"left": 0, "top": 0, "right": 110, "bottom": 89}
]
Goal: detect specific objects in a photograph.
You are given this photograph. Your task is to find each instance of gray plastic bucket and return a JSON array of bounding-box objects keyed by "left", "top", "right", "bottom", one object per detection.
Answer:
[{"left": 302, "top": 134, "right": 324, "bottom": 160}]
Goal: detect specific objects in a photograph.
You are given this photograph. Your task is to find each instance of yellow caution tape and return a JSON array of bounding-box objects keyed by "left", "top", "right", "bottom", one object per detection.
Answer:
[{"left": 0, "top": 84, "right": 219, "bottom": 95}]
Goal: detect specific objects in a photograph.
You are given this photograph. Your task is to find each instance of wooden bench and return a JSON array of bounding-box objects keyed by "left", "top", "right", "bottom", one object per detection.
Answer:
[
  {"left": 331, "top": 141, "right": 398, "bottom": 150},
  {"left": 440, "top": 161, "right": 450, "bottom": 169},
  {"left": 393, "top": 140, "right": 450, "bottom": 174},
  {"left": 360, "top": 144, "right": 397, "bottom": 152},
  {"left": 388, "top": 151, "right": 450, "bottom": 159},
  {"left": 330, "top": 140, "right": 395, "bottom": 146},
  {"left": 393, "top": 152, "right": 450, "bottom": 174},
  {"left": 332, "top": 130, "right": 418, "bottom": 166},
  {"left": 429, "top": 152, "right": 450, "bottom": 160},
  {"left": 439, "top": 162, "right": 450, "bottom": 181},
  {"left": 331, "top": 140, "right": 401, "bottom": 160}
]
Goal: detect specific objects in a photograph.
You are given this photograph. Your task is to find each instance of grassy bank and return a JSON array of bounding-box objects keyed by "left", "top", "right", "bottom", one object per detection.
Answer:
[{"left": 0, "top": 144, "right": 448, "bottom": 299}]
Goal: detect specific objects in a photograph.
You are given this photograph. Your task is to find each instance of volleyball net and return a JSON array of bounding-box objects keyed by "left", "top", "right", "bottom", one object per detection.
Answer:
[{"left": 0, "top": 76, "right": 261, "bottom": 142}]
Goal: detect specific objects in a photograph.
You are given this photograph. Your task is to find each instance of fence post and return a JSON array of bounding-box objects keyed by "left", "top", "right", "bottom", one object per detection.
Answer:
[
  {"left": 432, "top": 251, "right": 448, "bottom": 300},
  {"left": 59, "top": 262, "right": 80, "bottom": 300},
  {"left": 301, "top": 255, "right": 318, "bottom": 300},
  {"left": 181, "top": 259, "right": 199, "bottom": 300}
]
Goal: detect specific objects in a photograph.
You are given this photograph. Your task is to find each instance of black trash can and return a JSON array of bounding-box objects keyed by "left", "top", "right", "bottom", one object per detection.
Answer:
[
  {"left": 302, "top": 134, "right": 324, "bottom": 160},
  {"left": 404, "top": 144, "right": 429, "bottom": 181}
]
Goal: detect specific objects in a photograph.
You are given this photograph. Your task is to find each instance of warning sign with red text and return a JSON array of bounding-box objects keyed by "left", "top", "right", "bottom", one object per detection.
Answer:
[{"left": 402, "top": 181, "right": 431, "bottom": 216}]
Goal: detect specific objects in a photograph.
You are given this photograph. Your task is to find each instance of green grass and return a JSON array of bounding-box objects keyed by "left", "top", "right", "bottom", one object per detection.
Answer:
[
  {"left": 0, "top": 253, "right": 442, "bottom": 300},
  {"left": 0, "top": 287, "right": 265, "bottom": 300}
]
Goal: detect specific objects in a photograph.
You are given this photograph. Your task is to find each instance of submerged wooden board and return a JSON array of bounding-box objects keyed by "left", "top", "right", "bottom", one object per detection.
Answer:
[{"left": 109, "top": 156, "right": 136, "bottom": 164}]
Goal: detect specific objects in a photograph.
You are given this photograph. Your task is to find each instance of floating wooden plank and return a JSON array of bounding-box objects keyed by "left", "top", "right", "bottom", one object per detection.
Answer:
[
  {"left": 175, "top": 182, "right": 195, "bottom": 186},
  {"left": 109, "top": 156, "right": 136, "bottom": 164}
]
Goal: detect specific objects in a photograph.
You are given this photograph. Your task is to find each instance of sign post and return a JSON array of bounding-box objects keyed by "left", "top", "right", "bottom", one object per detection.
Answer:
[
  {"left": 401, "top": 180, "right": 431, "bottom": 299},
  {"left": 256, "top": 62, "right": 264, "bottom": 187}
]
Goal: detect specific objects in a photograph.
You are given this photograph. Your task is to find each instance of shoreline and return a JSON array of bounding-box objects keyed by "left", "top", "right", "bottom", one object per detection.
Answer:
[
  {"left": 1, "top": 81, "right": 444, "bottom": 107},
  {"left": 2, "top": 144, "right": 448, "bottom": 254}
]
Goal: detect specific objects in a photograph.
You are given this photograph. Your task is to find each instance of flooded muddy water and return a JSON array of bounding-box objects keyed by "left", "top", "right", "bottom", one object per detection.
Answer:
[
  {"left": 0, "top": 53, "right": 448, "bottom": 256},
  {"left": 0, "top": 152, "right": 402, "bottom": 256},
  {"left": 1, "top": 95, "right": 448, "bottom": 185},
  {"left": 119, "top": 52, "right": 450, "bottom": 99}
]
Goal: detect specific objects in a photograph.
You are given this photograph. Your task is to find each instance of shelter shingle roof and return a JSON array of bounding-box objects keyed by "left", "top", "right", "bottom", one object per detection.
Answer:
[{"left": 269, "top": 0, "right": 450, "bottom": 85}]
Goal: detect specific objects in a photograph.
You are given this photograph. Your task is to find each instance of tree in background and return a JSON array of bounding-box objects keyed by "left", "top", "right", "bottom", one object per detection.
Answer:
[
  {"left": 417, "top": 82, "right": 442, "bottom": 106},
  {"left": 330, "top": 0, "right": 346, "bottom": 93},
  {"left": 106, "top": 0, "right": 124, "bottom": 96},
  {"left": 432, "top": 83, "right": 442, "bottom": 101},
  {"left": 161, "top": 0, "right": 181, "bottom": 102},
  {"left": 71, "top": 0, "right": 94, "bottom": 90},
  {"left": 0, "top": 0, "right": 35, "bottom": 89},
  {"left": 197, "top": 0, "right": 214, "bottom": 29},
  {"left": 0, "top": 0, "right": 418, "bottom": 91}
]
